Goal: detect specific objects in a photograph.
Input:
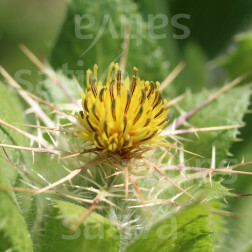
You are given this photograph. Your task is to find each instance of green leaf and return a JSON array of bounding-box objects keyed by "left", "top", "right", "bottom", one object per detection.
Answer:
[
  {"left": 0, "top": 81, "right": 34, "bottom": 214},
  {"left": 51, "top": 0, "right": 168, "bottom": 84},
  {"left": 220, "top": 181, "right": 252, "bottom": 252},
  {"left": 227, "top": 113, "right": 252, "bottom": 250},
  {"left": 127, "top": 203, "right": 222, "bottom": 252},
  {"left": 221, "top": 35, "right": 252, "bottom": 81},
  {"left": 0, "top": 81, "right": 36, "bottom": 251},
  {"left": 168, "top": 0, "right": 252, "bottom": 59},
  {"left": 179, "top": 85, "right": 251, "bottom": 167},
  {"left": 43, "top": 72, "right": 80, "bottom": 103},
  {"left": 194, "top": 181, "right": 233, "bottom": 202},
  {"left": 175, "top": 43, "right": 208, "bottom": 94},
  {"left": 40, "top": 200, "right": 120, "bottom": 252},
  {"left": 0, "top": 167, "right": 33, "bottom": 252},
  {"left": 134, "top": 0, "right": 180, "bottom": 68},
  {"left": 0, "top": 81, "right": 29, "bottom": 183},
  {"left": 241, "top": 244, "right": 252, "bottom": 252},
  {"left": 220, "top": 137, "right": 252, "bottom": 252}
]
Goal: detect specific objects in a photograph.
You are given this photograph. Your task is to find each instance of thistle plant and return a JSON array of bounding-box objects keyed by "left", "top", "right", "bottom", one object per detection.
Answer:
[
  {"left": 0, "top": 43, "right": 251, "bottom": 252},
  {"left": 0, "top": 1, "right": 252, "bottom": 251}
]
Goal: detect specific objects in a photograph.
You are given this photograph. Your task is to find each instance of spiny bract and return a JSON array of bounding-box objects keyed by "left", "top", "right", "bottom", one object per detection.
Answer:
[{"left": 76, "top": 63, "right": 170, "bottom": 152}]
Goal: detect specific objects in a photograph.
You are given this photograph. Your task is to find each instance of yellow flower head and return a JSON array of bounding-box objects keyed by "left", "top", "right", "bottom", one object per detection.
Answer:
[{"left": 76, "top": 63, "right": 170, "bottom": 153}]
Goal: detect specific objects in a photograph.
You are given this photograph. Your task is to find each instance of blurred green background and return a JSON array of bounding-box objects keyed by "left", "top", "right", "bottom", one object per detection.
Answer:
[{"left": 0, "top": 0, "right": 252, "bottom": 251}]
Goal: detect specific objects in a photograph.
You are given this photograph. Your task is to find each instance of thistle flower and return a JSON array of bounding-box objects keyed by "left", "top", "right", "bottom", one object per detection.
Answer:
[{"left": 76, "top": 63, "right": 170, "bottom": 153}]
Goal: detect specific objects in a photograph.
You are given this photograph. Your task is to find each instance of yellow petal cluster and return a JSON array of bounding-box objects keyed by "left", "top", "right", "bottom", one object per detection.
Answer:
[{"left": 76, "top": 63, "right": 170, "bottom": 152}]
